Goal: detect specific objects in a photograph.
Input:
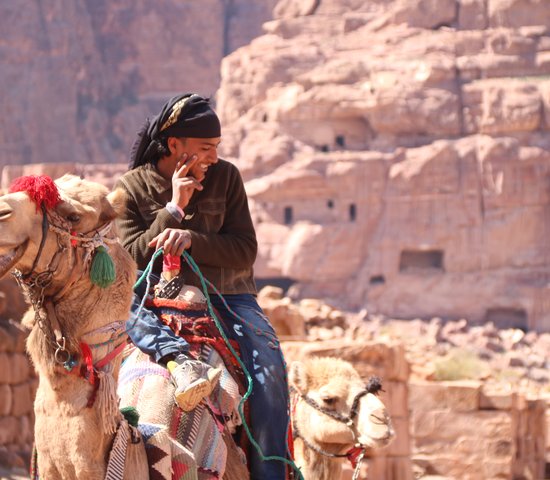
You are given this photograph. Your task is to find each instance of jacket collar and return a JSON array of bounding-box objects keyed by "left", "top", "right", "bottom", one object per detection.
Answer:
[{"left": 142, "top": 163, "right": 172, "bottom": 194}]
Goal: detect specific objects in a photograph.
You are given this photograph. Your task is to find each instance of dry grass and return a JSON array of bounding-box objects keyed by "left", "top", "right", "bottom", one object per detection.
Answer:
[{"left": 433, "top": 349, "right": 488, "bottom": 381}]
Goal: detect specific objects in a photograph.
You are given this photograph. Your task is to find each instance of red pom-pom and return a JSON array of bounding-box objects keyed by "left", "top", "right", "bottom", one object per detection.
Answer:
[{"left": 9, "top": 175, "right": 61, "bottom": 212}]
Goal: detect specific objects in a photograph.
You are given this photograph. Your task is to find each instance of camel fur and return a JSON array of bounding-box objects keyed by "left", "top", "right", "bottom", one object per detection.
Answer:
[
  {"left": 0, "top": 175, "right": 147, "bottom": 480},
  {"left": 290, "top": 357, "right": 395, "bottom": 480}
]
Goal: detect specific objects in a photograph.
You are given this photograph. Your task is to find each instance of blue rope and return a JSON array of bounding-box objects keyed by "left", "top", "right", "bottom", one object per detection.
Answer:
[{"left": 133, "top": 248, "right": 304, "bottom": 479}]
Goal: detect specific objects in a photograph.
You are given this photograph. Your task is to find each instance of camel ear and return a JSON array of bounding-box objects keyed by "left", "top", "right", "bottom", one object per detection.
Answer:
[
  {"left": 289, "top": 361, "right": 308, "bottom": 393},
  {"left": 99, "top": 188, "right": 126, "bottom": 223},
  {"left": 102, "top": 188, "right": 127, "bottom": 221}
]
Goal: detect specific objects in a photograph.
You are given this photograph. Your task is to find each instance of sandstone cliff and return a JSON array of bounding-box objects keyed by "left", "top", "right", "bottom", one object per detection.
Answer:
[
  {"left": 216, "top": 0, "right": 550, "bottom": 331},
  {"left": 0, "top": 0, "right": 277, "bottom": 167}
]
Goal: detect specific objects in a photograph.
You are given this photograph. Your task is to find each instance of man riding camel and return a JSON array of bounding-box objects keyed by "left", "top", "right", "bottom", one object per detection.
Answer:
[{"left": 115, "top": 93, "right": 290, "bottom": 480}]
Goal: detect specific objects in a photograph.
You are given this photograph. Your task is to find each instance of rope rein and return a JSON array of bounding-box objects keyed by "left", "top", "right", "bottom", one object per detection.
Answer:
[{"left": 133, "top": 249, "right": 305, "bottom": 480}]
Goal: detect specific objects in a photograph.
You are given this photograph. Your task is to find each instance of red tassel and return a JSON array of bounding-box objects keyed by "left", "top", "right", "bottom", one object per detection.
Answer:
[
  {"left": 9, "top": 175, "right": 61, "bottom": 212},
  {"left": 70, "top": 230, "right": 78, "bottom": 248},
  {"left": 79, "top": 342, "right": 95, "bottom": 386},
  {"left": 163, "top": 253, "right": 181, "bottom": 272}
]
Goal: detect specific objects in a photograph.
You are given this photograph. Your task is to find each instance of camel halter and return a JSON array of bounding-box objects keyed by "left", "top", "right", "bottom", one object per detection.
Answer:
[
  {"left": 13, "top": 205, "right": 117, "bottom": 367},
  {"left": 291, "top": 376, "right": 383, "bottom": 480}
]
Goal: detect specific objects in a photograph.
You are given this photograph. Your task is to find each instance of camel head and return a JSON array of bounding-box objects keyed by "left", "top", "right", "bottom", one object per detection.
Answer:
[
  {"left": 0, "top": 174, "right": 126, "bottom": 284},
  {"left": 290, "top": 357, "right": 394, "bottom": 454}
]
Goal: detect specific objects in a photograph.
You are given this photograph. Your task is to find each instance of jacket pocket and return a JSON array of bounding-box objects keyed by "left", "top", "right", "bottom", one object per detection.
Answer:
[{"left": 196, "top": 199, "right": 226, "bottom": 232}]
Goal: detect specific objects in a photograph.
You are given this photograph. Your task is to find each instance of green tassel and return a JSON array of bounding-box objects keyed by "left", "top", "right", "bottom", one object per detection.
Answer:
[
  {"left": 120, "top": 406, "right": 140, "bottom": 427},
  {"left": 90, "top": 245, "right": 116, "bottom": 288}
]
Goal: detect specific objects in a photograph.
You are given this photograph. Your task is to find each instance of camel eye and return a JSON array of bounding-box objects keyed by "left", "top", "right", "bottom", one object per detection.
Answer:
[
  {"left": 66, "top": 213, "right": 80, "bottom": 223},
  {"left": 321, "top": 396, "right": 337, "bottom": 407}
]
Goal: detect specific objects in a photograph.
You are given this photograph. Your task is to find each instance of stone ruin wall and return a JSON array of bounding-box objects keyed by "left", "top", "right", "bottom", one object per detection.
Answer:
[
  {"left": 0, "top": 274, "right": 548, "bottom": 478},
  {"left": 0, "top": 278, "right": 35, "bottom": 469},
  {"left": 409, "top": 381, "right": 547, "bottom": 480}
]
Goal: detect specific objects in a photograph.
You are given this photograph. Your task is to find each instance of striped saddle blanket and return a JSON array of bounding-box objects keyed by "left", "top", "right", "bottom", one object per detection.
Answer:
[{"left": 118, "top": 297, "right": 248, "bottom": 480}]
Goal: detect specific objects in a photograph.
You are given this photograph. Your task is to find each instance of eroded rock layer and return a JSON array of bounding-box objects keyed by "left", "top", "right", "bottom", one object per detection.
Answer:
[{"left": 217, "top": 0, "right": 550, "bottom": 331}]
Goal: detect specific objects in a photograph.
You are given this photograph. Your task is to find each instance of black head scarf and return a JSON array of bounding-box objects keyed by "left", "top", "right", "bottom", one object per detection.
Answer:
[{"left": 129, "top": 93, "right": 221, "bottom": 169}]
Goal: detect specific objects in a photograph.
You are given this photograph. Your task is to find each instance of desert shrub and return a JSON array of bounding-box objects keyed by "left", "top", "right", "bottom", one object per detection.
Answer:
[{"left": 433, "top": 349, "right": 488, "bottom": 381}]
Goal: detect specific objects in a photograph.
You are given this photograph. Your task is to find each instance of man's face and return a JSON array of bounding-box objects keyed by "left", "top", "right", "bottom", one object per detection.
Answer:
[{"left": 177, "top": 137, "right": 221, "bottom": 182}]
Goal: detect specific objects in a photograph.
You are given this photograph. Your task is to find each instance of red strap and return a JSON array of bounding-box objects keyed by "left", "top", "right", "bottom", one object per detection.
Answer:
[
  {"left": 287, "top": 421, "right": 295, "bottom": 460},
  {"left": 346, "top": 446, "right": 364, "bottom": 468},
  {"left": 79, "top": 342, "right": 95, "bottom": 386},
  {"left": 94, "top": 340, "right": 127, "bottom": 370}
]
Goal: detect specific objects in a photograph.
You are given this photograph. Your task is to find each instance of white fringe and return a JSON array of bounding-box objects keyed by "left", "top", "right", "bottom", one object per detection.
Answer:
[{"left": 96, "top": 366, "right": 120, "bottom": 435}]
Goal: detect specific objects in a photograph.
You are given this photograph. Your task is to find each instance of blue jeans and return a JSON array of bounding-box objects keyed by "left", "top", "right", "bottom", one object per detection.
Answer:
[{"left": 127, "top": 283, "right": 289, "bottom": 480}]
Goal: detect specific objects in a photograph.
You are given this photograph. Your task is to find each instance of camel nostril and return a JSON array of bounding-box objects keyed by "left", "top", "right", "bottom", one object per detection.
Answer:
[
  {"left": 0, "top": 209, "right": 13, "bottom": 221},
  {"left": 369, "top": 408, "right": 389, "bottom": 425}
]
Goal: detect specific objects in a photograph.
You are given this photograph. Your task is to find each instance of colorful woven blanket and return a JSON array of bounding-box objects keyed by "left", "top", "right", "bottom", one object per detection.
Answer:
[{"left": 118, "top": 298, "right": 247, "bottom": 480}]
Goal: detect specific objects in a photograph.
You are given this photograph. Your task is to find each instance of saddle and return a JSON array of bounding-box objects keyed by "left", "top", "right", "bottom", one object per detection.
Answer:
[{"left": 118, "top": 267, "right": 250, "bottom": 480}]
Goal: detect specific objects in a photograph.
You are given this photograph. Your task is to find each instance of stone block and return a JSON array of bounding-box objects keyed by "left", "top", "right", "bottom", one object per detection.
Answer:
[
  {"left": 412, "top": 452, "right": 505, "bottom": 479},
  {"left": 412, "top": 410, "right": 513, "bottom": 446},
  {"left": 0, "top": 326, "right": 14, "bottom": 353},
  {"left": 366, "top": 454, "right": 387, "bottom": 480},
  {"left": 386, "top": 456, "right": 414, "bottom": 480},
  {"left": 0, "top": 384, "right": 12, "bottom": 416},
  {"left": 11, "top": 383, "right": 32, "bottom": 417},
  {"left": 281, "top": 340, "right": 401, "bottom": 383},
  {"left": 458, "top": 0, "right": 488, "bottom": 30},
  {"left": 488, "top": 0, "right": 550, "bottom": 29},
  {"left": 409, "top": 381, "right": 481, "bottom": 412},
  {"left": 387, "top": 417, "right": 411, "bottom": 457},
  {"left": 0, "top": 353, "right": 10, "bottom": 383},
  {"left": 8, "top": 354, "right": 30, "bottom": 385},
  {"left": 0, "top": 321, "right": 26, "bottom": 354},
  {"left": 0, "top": 417, "right": 17, "bottom": 445},
  {"left": 392, "top": 0, "right": 457, "bottom": 30},
  {"left": 479, "top": 390, "right": 517, "bottom": 410},
  {"left": 481, "top": 459, "right": 511, "bottom": 478},
  {"left": 384, "top": 381, "right": 408, "bottom": 418},
  {"left": 17, "top": 415, "right": 32, "bottom": 446},
  {"left": 388, "top": 344, "right": 410, "bottom": 382}
]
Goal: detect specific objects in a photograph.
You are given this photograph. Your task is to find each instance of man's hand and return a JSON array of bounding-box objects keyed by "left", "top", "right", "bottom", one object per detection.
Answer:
[
  {"left": 149, "top": 229, "right": 192, "bottom": 257},
  {"left": 171, "top": 153, "right": 203, "bottom": 210}
]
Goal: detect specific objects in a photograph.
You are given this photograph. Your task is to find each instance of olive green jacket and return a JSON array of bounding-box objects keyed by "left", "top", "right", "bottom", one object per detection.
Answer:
[{"left": 115, "top": 159, "right": 258, "bottom": 295}]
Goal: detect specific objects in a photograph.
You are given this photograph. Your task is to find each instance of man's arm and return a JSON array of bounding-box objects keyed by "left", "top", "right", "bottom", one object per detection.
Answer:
[{"left": 115, "top": 177, "right": 182, "bottom": 271}]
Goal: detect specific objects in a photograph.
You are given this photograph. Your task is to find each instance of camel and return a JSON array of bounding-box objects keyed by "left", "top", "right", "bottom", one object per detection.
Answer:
[
  {"left": 0, "top": 173, "right": 394, "bottom": 480},
  {"left": 0, "top": 174, "right": 148, "bottom": 479},
  {"left": 289, "top": 357, "right": 395, "bottom": 480}
]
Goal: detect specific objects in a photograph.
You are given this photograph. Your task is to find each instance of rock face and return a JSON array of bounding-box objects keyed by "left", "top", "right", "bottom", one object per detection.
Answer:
[
  {"left": 216, "top": 0, "right": 550, "bottom": 331},
  {"left": 0, "top": 0, "right": 277, "bottom": 167}
]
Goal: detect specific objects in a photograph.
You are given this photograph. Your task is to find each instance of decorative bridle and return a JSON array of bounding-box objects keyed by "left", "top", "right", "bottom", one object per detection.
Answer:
[
  {"left": 291, "top": 376, "right": 383, "bottom": 480},
  {"left": 13, "top": 204, "right": 117, "bottom": 363},
  {"left": 8, "top": 175, "right": 126, "bottom": 422}
]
